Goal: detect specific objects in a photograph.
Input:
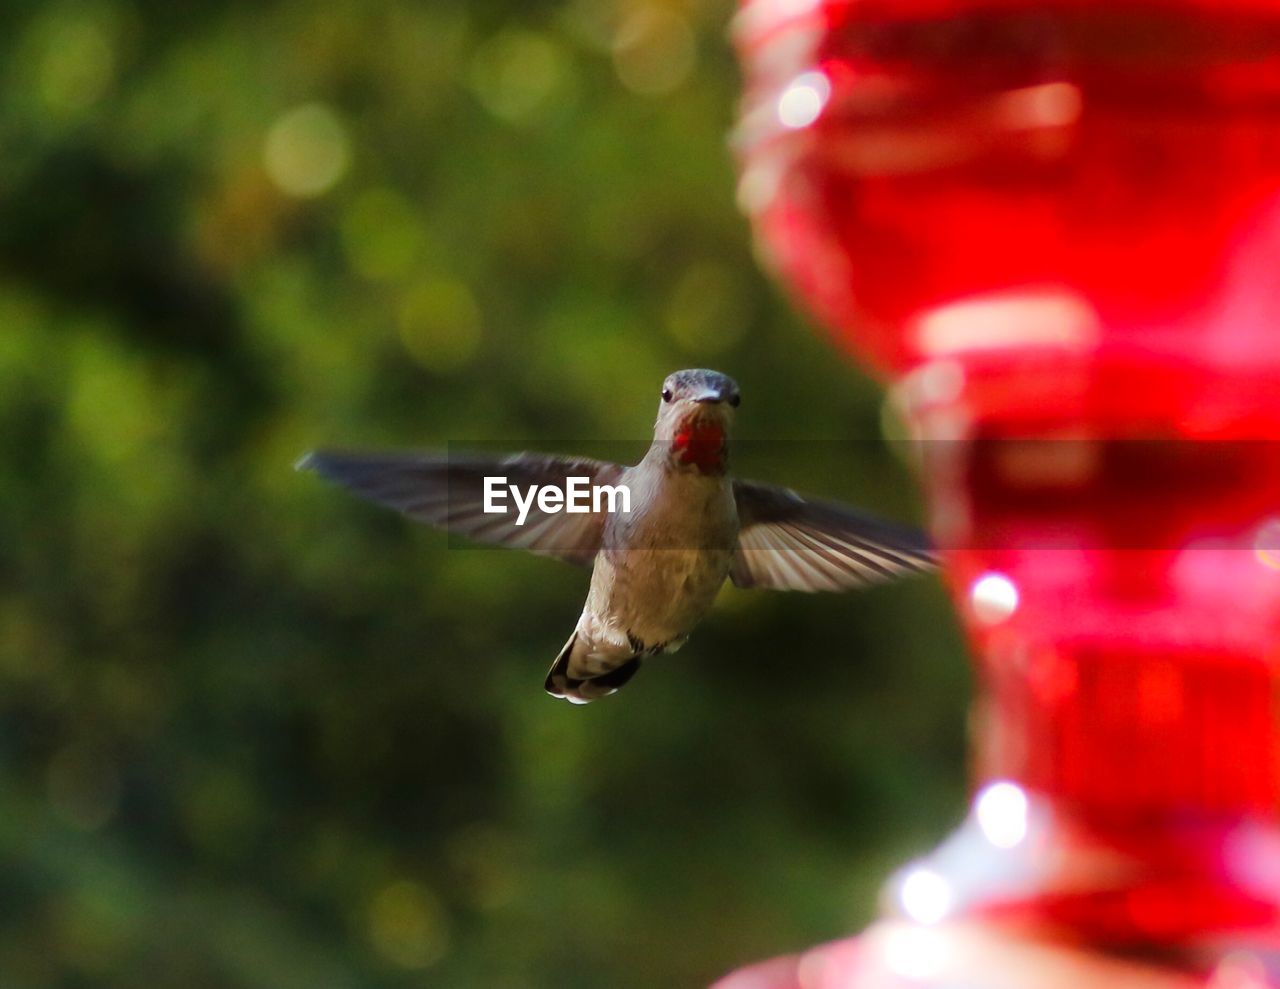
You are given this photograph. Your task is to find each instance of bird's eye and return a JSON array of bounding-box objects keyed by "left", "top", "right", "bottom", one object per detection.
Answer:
[
  {"left": 729, "top": 394, "right": 741, "bottom": 408},
  {"left": 661, "top": 388, "right": 673, "bottom": 403}
]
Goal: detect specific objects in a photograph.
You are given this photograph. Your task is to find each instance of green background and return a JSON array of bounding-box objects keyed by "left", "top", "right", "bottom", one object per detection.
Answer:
[{"left": 0, "top": 1, "right": 969, "bottom": 985}]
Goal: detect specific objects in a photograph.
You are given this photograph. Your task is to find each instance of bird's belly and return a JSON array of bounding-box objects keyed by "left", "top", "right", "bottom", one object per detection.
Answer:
[
  {"left": 581, "top": 470, "right": 737, "bottom": 653},
  {"left": 588, "top": 547, "right": 733, "bottom": 649}
]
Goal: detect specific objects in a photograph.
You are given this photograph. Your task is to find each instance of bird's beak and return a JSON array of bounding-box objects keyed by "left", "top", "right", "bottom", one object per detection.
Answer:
[{"left": 693, "top": 388, "right": 726, "bottom": 405}]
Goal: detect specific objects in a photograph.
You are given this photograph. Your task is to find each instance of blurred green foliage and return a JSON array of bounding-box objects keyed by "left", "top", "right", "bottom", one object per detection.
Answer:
[{"left": 0, "top": 1, "right": 970, "bottom": 986}]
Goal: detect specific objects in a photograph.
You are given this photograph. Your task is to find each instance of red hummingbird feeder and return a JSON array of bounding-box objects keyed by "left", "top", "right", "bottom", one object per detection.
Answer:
[{"left": 725, "top": 0, "right": 1280, "bottom": 985}]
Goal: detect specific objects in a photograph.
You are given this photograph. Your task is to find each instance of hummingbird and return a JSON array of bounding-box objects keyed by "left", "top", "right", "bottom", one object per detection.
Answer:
[{"left": 298, "top": 369, "right": 935, "bottom": 703}]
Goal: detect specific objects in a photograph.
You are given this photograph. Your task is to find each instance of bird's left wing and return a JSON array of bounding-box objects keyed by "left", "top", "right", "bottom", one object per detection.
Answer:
[
  {"left": 299, "top": 450, "right": 627, "bottom": 566},
  {"left": 731, "top": 480, "right": 937, "bottom": 592}
]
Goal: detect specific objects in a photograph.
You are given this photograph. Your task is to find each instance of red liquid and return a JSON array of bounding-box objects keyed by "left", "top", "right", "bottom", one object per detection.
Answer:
[
  {"left": 739, "top": 1, "right": 1280, "bottom": 415},
  {"left": 736, "top": 0, "right": 1280, "bottom": 961}
]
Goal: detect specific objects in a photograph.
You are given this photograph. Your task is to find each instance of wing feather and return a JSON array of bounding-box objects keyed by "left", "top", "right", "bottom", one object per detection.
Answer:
[
  {"left": 732, "top": 480, "right": 936, "bottom": 593},
  {"left": 299, "top": 450, "right": 626, "bottom": 566}
]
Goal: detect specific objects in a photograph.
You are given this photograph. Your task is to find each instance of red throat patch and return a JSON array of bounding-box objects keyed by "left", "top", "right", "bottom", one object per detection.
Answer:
[{"left": 672, "top": 419, "right": 726, "bottom": 474}]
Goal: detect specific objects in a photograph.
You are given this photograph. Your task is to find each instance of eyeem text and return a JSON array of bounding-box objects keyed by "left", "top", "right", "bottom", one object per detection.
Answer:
[{"left": 483, "top": 476, "right": 631, "bottom": 525}]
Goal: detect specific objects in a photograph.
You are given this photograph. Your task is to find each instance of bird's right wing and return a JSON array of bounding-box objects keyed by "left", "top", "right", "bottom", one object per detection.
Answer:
[
  {"left": 298, "top": 450, "right": 627, "bottom": 566},
  {"left": 731, "top": 480, "right": 937, "bottom": 592}
]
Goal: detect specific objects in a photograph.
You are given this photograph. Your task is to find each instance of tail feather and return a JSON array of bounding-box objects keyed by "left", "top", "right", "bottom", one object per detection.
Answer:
[{"left": 544, "top": 633, "right": 641, "bottom": 704}]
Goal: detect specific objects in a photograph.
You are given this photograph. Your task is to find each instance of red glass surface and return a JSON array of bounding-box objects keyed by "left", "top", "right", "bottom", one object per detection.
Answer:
[
  {"left": 738, "top": 0, "right": 1280, "bottom": 391},
  {"left": 731, "top": 0, "right": 1280, "bottom": 983}
]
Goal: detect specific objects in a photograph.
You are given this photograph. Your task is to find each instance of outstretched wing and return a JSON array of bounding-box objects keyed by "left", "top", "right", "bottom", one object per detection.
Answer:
[
  {"left": 731, "top": 480, "right": 937, "bottom": 592},
  {"left": 299, "top": 450, "right": 627, "bottom": 566}
]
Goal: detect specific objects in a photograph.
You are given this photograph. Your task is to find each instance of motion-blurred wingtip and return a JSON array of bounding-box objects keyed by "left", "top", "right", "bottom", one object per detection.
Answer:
[{"left": 294, "top": 451, "right": 320, "bottom": 473}]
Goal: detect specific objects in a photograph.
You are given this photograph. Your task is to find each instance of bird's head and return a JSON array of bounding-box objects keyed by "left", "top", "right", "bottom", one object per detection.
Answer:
[{"left": 652, "top": 369, "right": 740, "bottom": 474}]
